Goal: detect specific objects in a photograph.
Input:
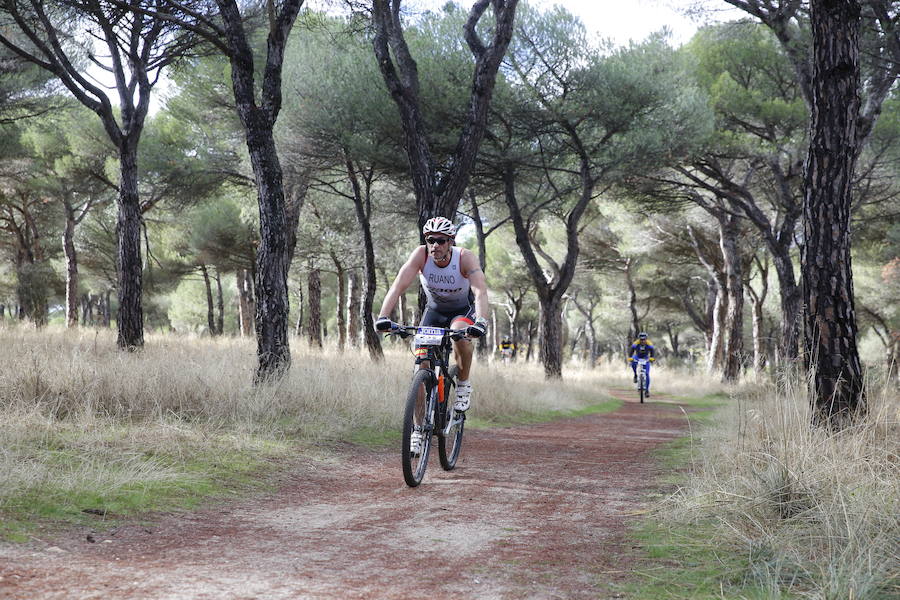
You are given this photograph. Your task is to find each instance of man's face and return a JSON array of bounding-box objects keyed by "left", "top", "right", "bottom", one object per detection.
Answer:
[{"left": 425, "top": 234, "right": 453, "bottom": 262}]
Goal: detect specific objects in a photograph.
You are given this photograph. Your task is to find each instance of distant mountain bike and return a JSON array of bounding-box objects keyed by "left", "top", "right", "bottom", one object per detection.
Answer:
[
  {"left": 386, "top": 324, "right": 467, "bottom": 487},
  {"left": 635, "top": 357, "right": 650, "bottom": 403}
]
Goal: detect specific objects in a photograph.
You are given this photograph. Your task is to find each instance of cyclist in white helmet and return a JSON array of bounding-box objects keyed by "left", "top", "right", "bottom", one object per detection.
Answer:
[{"left": 375, "top": 216, "right": 490, "bottom": 413}]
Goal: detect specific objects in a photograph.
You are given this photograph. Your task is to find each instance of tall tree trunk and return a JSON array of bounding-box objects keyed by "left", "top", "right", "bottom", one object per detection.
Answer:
[
  {"left": 525, "top": 319, "right": 536, "bottom": 362},
  {"left": 215, "top": 268, "right": 224, "bottom": 336},
  {"left": 719, "top": 213, "right": 744, "bottom": 381},
  {"left": 747, "top": 256, "right": 770, "bottom": 372},
  {"left": 749, "top": 290, "right": 766, "bottom": 372},
  {"left": 332, "top": 253, "right": 347, "bottom": 351},
  {"left": 200, "top": 264, "right": 215, "bottom": 335},
  {"left": 347, "top": 269, "right": 361, "bottom": 348},
  {"left": 344, "top": 155, "right": 383, "bottom": 360},
  {"left": 81, "top": 293, "right": 92, "bottom": 326},
  {"left": 295, "top": 287, "right": 304, "bottom": 337},
  {"left": 538, "top": 296, "right": 565, "bottom": 378},
  {"left": 624, "top": 258, "right": 640, "bottom": 339},
  {"left": 236, "top": 269, "right": 255, "bottom": 337},
  {"left": 307, "top": 265, "right": 322, "bottom": 349},
  {"left": 688, "top": 226, "right": 727, "bottom": 372},
  {"left": 707, "top": 283, "right": 727, "bottom": 374},
  {"left": 116, "top": 142, "right": 144, "bottom": 350},
  {"left": 246, "top": 121, "right": 291, "bottom": 378},
  {"left": 62, "top": 202, "right": 78, "bottom": 328},
  {"left": 103, "top": 290, "right": 111, "bottom": 327},
  {"left": 469, "top": 189, "right": 487, "bottom": 271},
  {"left": 215, "top": 0, "right": 303, "bottom": 382},
  {"left": 803, "top": 0, "right": 865, "bottom": 424},
  {"left": 772, "top": 250, "right": 801, "bottom": 364}
]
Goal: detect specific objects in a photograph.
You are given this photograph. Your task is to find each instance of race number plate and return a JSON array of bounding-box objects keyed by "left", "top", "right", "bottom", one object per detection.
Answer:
[{"left": 414, "top": 327, "right": 444, "bottom": 346}]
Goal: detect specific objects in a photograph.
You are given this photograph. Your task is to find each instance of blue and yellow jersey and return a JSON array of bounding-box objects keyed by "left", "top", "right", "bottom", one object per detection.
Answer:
[{"left": 629, "top": 340, "right": 655, "bottom": 360}]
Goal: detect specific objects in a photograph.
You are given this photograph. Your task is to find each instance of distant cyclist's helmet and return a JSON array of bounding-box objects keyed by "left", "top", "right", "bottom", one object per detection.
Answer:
[
  {"left": 422, "top": 216, "right": 456, "bottom": 237},
  {"left": 638, "top": 332, "right": 648, "bottom": 340}
]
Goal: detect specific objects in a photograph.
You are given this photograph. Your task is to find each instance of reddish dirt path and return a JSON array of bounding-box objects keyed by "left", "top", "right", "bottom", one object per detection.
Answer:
[{"left": 0, "top": 393, "right": 690, "bottom": 599}]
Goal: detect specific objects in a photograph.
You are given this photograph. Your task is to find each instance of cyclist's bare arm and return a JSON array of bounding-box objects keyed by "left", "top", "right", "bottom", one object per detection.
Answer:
[
  {"left": 460, "top": 249, "right": 489, "bottom": 321},
  {"left": 377, "top": 246, "right": 426, "bottom": 319}
]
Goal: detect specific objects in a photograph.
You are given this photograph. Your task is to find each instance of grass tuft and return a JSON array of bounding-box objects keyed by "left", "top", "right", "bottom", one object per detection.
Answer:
[{"left": 629, "top": 366, "right": 900, "bottom": 599}]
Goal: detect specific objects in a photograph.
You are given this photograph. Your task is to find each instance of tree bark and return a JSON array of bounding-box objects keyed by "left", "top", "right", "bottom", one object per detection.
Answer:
[
  {"left": 747, "top": 256, "right": 770, "bottom": 372},
  {"left": 62, "top": 200, "right": 79, "bottom": 328},
  {"left": 344, "top": 153, "right": 383, "bottom": 360},
  {"left": 624, "top": 258, "right": 640, "bottom": 339},
  {"left": 538, "top": 298, "right": 564, "bottom": 377},
  {"left": 803, "top": 0, "right": 865, "bottom": 424},
  {"left": 214, "top": 0, "right": 304, "bottom": 381},
  {"left": 236, "top": 269, "right": 255, "bottom": 337},
  {"left": 200, "top": 264, "right": 215, "bottom": 335},
  {"left": 215, "top": 268, "right": 224, "bottom": 336},
  {"left": 719, "top": 213, "right": 744, "bottom": 381},
  {"left": 307, "top": 264, "right": 322, "bottom": 349},
  {"left": 469, "top": 189, "right": 487, "bottom": 271},
  {"left": 347, "top": 268, "right": 361, "bottom": 347},
  {"left": 772, "top": 250, "right": 801, "bottom": 363},
  {"left": 332, "top": 252, "right": 347, "bottom": 351},
  {"left": 116, "top": 142, "right": 144, "bottom": 350}
]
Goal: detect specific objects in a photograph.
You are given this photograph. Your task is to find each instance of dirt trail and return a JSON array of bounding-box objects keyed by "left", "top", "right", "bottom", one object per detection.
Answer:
[{"left": 0, "top": 392, "right": 691, "bottom": 600}]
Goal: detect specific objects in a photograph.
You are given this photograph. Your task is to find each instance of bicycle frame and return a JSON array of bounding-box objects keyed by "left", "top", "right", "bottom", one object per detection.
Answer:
[
  {"left": 635, "top": 358, "right": 649, "bottom": 388},
  {"left": 393, "top": 325, "right": 466, "bottom": 436}
]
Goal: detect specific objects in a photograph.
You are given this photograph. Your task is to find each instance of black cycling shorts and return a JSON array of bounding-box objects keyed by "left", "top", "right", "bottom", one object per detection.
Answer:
[{"left": 419, "top": 305, "right": 476, "bottom": 328}]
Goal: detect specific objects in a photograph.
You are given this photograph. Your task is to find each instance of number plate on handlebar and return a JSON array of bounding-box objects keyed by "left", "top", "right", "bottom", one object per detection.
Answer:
[{"left": 414, "top": 327, "right": 444, "bottom": 346}]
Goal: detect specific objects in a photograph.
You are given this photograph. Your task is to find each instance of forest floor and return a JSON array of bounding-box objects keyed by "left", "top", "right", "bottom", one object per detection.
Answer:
[{"left": 0, "top": 389, "right": 695, "bottom": 600}]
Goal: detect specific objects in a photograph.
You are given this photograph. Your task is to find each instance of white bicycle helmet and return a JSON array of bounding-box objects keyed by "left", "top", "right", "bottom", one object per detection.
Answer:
[{"left": 422, "top": 216, "right": 456, "bottom": 237}]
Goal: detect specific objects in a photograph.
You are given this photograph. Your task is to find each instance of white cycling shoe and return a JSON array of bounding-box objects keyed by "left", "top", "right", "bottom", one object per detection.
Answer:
[
  {"left": 409, "top": 429, "right": 424, "bottom": 456},
  {"left": 454, "top": 381, "right": 472, "bottom": 412}
]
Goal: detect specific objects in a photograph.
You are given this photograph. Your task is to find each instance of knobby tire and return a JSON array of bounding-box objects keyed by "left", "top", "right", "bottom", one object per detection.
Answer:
[{"left": 402, "top": 368, "right": 435, "bottom": 487}]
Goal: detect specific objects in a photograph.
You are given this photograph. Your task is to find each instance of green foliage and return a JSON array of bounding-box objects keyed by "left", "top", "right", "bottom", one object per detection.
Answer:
[
  {"left": 166, "top": 274, "right": 236, "bottom": 335},
  {"left": 684, "top": 21, "right": 806, "bottom": 151}
]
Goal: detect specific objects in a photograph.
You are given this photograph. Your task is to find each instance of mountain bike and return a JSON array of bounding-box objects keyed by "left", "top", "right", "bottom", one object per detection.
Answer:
[
  {"left": 387, "top": 324, "right": 467, "bottom": 487},
  {"left": 635, "top": 357, "right": 649, "bottom": 403}
]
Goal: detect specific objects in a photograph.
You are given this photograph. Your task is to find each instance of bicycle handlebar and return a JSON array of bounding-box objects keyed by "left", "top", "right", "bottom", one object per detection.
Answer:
[{"left": 385, "top": 324, "right": 469, "bottom": 341}]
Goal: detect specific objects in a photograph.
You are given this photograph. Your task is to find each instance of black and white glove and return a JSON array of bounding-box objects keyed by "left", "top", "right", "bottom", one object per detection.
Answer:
[
  {"left": 375, "top": 316, "right": 394, "bottom": 332},
  {"left": 467, "top": 317, "right": 488, "bottom": 338}
]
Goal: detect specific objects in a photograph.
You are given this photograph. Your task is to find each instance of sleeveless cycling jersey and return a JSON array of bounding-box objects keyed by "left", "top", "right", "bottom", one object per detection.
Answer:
[{"left": 419, "top": 246, "right": 472, "bottom": 310}]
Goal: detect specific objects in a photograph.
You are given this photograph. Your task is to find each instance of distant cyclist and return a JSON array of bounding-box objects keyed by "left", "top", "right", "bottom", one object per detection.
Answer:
[
  {"left": 375, "top": 216, "right": 489, "bottom": 419},
  {"left": 628, "top": 332, "right": 656, "bottom": 395},
  {"left": 498, "top": 338, "right": 515, "bottom": 363}
]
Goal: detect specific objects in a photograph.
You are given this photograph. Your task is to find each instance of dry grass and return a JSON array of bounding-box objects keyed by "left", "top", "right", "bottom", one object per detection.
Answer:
[
  {"left": 660, "top": 367, "right": 900, "bottom": 599},
  {"left": 0, "top": 325, "right": 612, "bottom": 523}
]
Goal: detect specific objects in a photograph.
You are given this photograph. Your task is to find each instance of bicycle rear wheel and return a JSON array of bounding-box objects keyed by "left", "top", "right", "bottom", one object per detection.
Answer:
[
  {"left": 438, "top": 366, "right": 465, "bottom": 471},
  {"left": 402, "top": 368, "right": 435, "bottom": 487}
]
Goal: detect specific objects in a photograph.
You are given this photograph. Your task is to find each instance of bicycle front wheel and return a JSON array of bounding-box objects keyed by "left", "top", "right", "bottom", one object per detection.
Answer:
[
  {"left": 438, "top": 366, "right": 465, "bottom": 471},
  {"left": 402, "top": 368, "right": 435, "bottom": 487},
  {"left": 638, "top": 373, "right": 645, "bottom": 404}
]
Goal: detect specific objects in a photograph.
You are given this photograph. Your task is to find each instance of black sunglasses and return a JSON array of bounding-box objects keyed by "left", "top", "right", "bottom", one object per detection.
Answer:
[{"left": 425, "top": 237, "right": 450, "bottom": 245}]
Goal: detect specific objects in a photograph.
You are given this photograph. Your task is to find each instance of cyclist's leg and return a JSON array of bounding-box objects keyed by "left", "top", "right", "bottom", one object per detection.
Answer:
[
  {"left": 449, "top": 306, "right": 476, "bottom": 381},
  {"left": 645, "top": 362, "right": 651, "bottom": 391},
  {"left": 631, "top": 357, "right": 638, "bottom": 381},
  {"left": 448, "top": 306, "right": 476, "bottom": 411}
]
